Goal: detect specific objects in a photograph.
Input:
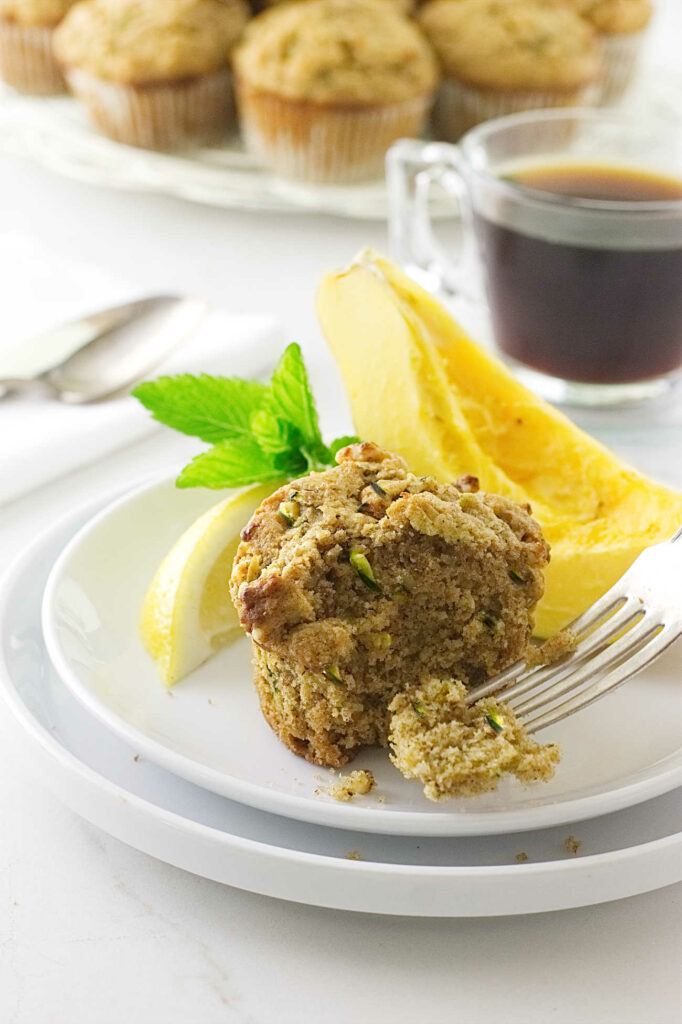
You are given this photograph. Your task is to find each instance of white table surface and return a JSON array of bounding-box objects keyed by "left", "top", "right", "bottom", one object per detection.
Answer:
[{"left": 1, "top": 4, "right": 682, "bottom": 1021}]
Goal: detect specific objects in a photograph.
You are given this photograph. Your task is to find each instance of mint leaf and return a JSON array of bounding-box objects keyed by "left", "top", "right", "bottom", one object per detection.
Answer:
[
  {"left": 268, "top": 344, "right": 327, "bottom": 463},
  {"left": 176, "top": 437, "right": 284, "bottom": 489},
  {"left": 251, "top": 407, "right": 303, "bottom": 457},
  {"left": 132, "top": 374, "right": 269, "bottom": 444}
]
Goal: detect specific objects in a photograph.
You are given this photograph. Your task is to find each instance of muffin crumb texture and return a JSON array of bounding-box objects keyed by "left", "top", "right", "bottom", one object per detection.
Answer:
[
  {"left": 231, "top": 443, "right": 549, "bottom": 778},
  {"left": 327, "top": 769, "right": 375, "bottom": 801},
  {"left": 388, "top": 679, "right": 560, "bottom": 800}
]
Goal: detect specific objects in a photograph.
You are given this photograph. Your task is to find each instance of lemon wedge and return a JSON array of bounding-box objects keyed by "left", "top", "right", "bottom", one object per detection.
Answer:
[{"left": 140, "top": 482, "right": 281, "bottom": 686}]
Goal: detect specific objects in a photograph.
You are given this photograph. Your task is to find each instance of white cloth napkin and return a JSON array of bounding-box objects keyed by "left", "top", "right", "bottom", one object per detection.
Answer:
[{"left": 0, "top": 233, "right": 285, "bottom": 506}]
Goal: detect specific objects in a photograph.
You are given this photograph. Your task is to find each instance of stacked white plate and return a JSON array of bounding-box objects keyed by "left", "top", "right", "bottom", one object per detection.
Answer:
[{"left": 1, "top": 469, "right": 681, "bottom": 917}]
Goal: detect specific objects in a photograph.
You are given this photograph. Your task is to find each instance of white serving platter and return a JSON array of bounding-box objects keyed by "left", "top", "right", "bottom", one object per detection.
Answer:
[
  {"left": 41, "top": 475, "right": 682, "bottom": 837},
  {"left": 2, "top": 498, "right": 681, "bottom": 916},
  {"left": 0, "top": 69, "right": 679, "bottom": 219}
]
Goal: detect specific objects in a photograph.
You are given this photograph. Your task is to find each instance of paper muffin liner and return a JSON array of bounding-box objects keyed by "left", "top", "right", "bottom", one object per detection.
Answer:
[
  {"left": 597, "top": 31, "right": 646, "bottom": 105},
  {"left": 64, "top": 67, "right": 235, "bottom": 150},
  {"left": 432, "top": 78, "right": 598, "bottom": 144},
  {"left": 236, "top": 83, "right": 433, "bottom": 184},
  {"left": 0, "top": 20, "right": 65, "bottom": 95}
]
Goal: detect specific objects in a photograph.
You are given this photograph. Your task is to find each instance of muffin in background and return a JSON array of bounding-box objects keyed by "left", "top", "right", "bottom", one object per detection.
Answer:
[
  {"left": 233, "top": 0, "right": 438, "bottom": 184},
  {"left": 419, "top": 0, "right": 601, "bottom": 142},
  {"left": 561, "top": 0, "right": 653, "bottom": 102},
  {"left": 256, "top": 0, "right": 414, "bottom": 13},
  {"left": 0, "top": 0, "right": 78, "bottom": 93},
  {"left": 53, "top": 0, "right": 249, "bottom": 149}
]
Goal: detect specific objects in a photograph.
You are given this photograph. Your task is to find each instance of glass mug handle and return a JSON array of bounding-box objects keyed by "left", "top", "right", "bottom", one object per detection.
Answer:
[{"left": 386, "top": 138, "right": 478, "bottom": 299}]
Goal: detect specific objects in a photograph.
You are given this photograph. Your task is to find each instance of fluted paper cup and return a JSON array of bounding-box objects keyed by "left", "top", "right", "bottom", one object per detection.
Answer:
[
  {"left": 598, "top": 31, "right": 646, "bottom": 104},
  {"left": 64, "top": 67, "right": 234, "bottom": 149},
  {"left": 0, "top": 20, "right": 65, "bottom": 94},
  {"left": 432, "top": 78, "right": 598, "bottom": 143},
  {"left": 237, "top": 82, "right": 433, "bottom": 184}
]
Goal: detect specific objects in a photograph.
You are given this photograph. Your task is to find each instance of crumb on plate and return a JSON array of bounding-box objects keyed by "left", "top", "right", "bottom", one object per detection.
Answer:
[
  {"left": 328, "top": 769, "right": 375, "bottom": 802},
  {"left": 564, "top": 835, "right": 581, "bottom": 856}
]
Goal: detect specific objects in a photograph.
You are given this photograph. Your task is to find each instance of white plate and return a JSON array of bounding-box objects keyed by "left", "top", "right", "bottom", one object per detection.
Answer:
[
  {"left": 3, "top": 501, "right": 682, "bottom": 915},
  {"left": 0, "top": 68, "right": 680, "bottom": 220},
  {"left": 42, "top": 475, "right": 682, "bottom": 837}
]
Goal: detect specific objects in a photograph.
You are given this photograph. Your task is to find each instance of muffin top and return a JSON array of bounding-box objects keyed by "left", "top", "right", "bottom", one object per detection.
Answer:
[
  {"left": 562, "top": 0, "right": 652, "bottom": 34},
  {"left": 260, "top": 0, "right": 414, "bottom": 12},
  {"left": 54, "top": 0, "right": 250, "bottom": 84},
  {"left": 0, "top": 0, "right": 78, "bottom": 27},
  {"left": 234, "top": 0, "right": 438, "bottom": 105},
  {"left": 419, "top": 0, "right": 600, "bottom": 92}
]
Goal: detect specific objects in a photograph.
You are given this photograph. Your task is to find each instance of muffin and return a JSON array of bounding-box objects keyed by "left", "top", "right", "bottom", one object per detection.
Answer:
[
  {"left": 53, "top": 0, "right": 249, "bottom": 149},
  {"left": 0, "top": 0, "right": 77, "bottom": 93},
  {"left": 257, "top": 0, "right": 414, "bottom": 12},
  {"left": 230, "top": 442, "right": 549, "bottom": 768},
  {"left": 419, "top": 0, "right": 601, "bottom": 141},
  {"left": 561, "top": 0, "right": 653, "bottom": 102},
  {"left": 233, "top": 0, "right": 438, "bottom": 183}
]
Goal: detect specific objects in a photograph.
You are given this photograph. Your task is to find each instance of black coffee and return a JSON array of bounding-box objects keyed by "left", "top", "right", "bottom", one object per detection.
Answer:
[{"left": 475, "top": 163, "right": 682, "bottom": 384}]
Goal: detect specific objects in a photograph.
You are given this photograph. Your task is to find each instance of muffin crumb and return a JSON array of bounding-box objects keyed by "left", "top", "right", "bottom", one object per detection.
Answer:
[
  {"left": 328, "top": 769, "right": 375, "bottom": 802},
  {"left": 515, "top": 851, "right": 529, "bottom": 863},
  {"left": 526, "top": 629, "right": 577, "bottom": 667},
  {"left": 389, "top": 678, "right": 559, "bottom": 801},
  {"left": 345, "top": 849, "right": 363, "bottom": 860},
  {"left": 564, "top": 835, "right": 581, "bottom": 856}
]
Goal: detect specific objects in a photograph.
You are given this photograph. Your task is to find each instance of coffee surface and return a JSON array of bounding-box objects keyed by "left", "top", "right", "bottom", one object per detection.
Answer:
[{"left": 510, "top": 162, "right": 682, "bottom": 203}]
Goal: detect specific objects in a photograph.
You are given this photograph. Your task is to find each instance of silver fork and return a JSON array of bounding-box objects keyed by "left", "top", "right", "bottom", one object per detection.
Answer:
[{"left": 466, "top": 525, "right": 682, "bottom": 732}]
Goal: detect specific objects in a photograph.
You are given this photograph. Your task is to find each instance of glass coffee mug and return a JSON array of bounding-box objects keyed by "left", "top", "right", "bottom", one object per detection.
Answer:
[{"left": 387, "top": 109, "right": 682, "bottom": 406}]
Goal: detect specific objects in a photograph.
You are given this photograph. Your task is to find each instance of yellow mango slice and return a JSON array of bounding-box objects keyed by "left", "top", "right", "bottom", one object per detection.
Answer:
[{"left": 317, "top": 249, "right": 682, "bottom": 637}]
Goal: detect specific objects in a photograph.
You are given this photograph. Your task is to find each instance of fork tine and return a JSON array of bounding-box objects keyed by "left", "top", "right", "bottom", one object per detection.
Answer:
[
  {"left": 486, "top": 598, "right": 644, "bottom": 708},
  {"left": 512, "top": 610, "right": 655, "bottom": 716},
  {"left": 524, "top": 624, "right": 673, "bottom": 733}
]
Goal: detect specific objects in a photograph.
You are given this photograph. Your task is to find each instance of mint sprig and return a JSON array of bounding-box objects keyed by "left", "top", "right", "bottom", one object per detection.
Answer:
[{"left": 132, "top": 343, "right": 357, "bottom": 490}]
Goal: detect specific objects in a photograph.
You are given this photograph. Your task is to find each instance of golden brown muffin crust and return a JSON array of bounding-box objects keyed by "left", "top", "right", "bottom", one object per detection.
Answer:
[
  {"left": 234, "top": 0, "right": 438, "bottom": 105},
  {"left": 54, "top": 0, "right": 249, "bottom": 84},
  {"left": 419, "top": 0, "right": 600, "bottom": 92},
  {"left": 0, "top": 0, "right": 77, "bottom": 27},
  {"left": 231, "top": 444, "right": 549, "bottom": 767},
  {"left": 562, "top": 0, "right": 652, "bottom": 34}
]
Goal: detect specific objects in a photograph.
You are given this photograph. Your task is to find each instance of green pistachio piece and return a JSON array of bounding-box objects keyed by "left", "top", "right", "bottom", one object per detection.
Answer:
[
  {"left": 323, "top": 665, "right": 344, "bottom": 686},
  {"left": 486, "top": 707, "right": 504, "bottom": 734},
  {"left": 412, "top": 699, "right": 427, "bottom": 719},
  {"left": 509, "top": 569, "right": 526, "bottom": 584},
  {"left": 370, "top": 481, "right": 387, "bottom": 497},
  {"left": 278, "top": 499, "right": 300, "bottom": 527},
  {"left": 349, "top": 548, "right": 381, "bottom": 592},
  {"left": 371, "top": 632, "right": 392, "bottom": 650},
  {"left": 482, "top": 613, "right": 497, "bottom": 630}
]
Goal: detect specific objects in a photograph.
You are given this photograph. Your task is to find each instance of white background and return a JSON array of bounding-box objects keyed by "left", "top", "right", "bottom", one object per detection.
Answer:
[{"left": 1, "top": 2, "right": 681, "bottom": 1021}]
